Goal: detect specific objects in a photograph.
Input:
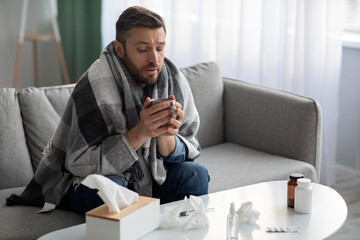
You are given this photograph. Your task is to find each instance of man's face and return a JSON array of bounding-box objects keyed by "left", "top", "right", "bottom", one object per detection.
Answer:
[{"left": 116, "top": 27, "right": 166, "bottom": 86}]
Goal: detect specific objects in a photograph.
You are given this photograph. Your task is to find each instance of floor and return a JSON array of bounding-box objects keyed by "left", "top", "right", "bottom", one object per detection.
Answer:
[{"left": 322, "top": 167, "right": 360, "bottom": 240}]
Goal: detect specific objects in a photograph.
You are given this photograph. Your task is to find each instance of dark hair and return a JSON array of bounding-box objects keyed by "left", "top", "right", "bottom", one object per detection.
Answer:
[{"left": 116, "top": 6, "right": 166, "bottom": 47}]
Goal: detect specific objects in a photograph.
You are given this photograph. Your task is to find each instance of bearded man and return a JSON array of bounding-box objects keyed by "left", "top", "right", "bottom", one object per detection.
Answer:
[{"left": 7, "top": 6, "right": 209, "bottom": 214}]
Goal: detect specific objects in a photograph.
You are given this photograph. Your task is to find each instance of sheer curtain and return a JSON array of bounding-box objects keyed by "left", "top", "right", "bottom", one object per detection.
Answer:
[{"left": 102, "top": 0, "right": 344, "bottom": 185}]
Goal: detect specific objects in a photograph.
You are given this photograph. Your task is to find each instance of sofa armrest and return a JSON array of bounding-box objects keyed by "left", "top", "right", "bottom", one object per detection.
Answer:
[{"left": 223, "top": 78, "right": 322, "bottom": 181}]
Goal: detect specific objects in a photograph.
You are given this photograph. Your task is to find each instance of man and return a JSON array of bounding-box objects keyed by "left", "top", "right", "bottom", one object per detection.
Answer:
[{"left": 7, "top": 6, "right": 209, "bottom": 214}]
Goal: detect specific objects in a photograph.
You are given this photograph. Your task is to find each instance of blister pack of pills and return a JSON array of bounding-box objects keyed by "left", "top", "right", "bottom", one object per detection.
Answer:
[{"left": 266, "top": 226, "right": 300, "bottom": 233}]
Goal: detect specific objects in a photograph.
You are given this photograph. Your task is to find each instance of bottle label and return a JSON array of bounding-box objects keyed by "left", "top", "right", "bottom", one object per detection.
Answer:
[{"left": 287, "top": 186, "right": 295, "bottom": 207}]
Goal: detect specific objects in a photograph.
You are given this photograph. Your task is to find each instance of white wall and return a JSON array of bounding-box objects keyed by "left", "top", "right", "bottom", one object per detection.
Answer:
[
  {"left": 0, "top": 0, "right": 62, "bottom": 89},
  {"left": 336, "top": 46, "right": 360, "bottom": 173}
]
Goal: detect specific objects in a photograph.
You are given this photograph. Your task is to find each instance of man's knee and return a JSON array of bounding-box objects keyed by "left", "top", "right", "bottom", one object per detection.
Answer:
[
  {"left": 178, "top": 162, "right": 209, "bottom": 195},
  {"left": 193, "top": 163, "right": 209, "bottom": 193},
  {"left": 190, "top": 162, "right": 209, "bottom": 182},
  {"left": 106, "top": 175, "right": 127, "bottom": 188}
]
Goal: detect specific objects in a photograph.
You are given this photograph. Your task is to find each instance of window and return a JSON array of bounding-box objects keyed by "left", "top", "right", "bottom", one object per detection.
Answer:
[
  {"left": 343, "top": 0, "right": 360, "bottom": 48},
  {"left": 344, "top": 0, "right": 360, "bottom": 32}
]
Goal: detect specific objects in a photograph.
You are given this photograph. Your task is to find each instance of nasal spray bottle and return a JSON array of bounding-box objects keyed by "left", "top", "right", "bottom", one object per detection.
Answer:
[{"left": 227, "top": 202, "right": 239, "bottom": 240}]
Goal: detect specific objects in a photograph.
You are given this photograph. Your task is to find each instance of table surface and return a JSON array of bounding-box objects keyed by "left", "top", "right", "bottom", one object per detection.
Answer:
[{"left": 38, "top": 181, "right": 347, "bottom": 240}]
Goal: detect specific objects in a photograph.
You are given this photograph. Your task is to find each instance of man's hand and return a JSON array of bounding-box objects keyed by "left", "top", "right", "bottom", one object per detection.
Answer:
[
  {"left": 158, "top": 95, "right": 184, "bottom": 137},
  {"left": 125, "top": 95, "right": 183, "bottom": 153},
  {"left": 140, "top": 96, "right": 180, "bottom": 137},
  {"left": 157, "top": 95, "right": 184, "bottom": 157}
]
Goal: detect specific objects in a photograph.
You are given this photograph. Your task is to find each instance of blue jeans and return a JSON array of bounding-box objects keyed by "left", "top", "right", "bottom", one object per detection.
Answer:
[{"left": 63, "top": 161, "right": 209, "bottom": 214}]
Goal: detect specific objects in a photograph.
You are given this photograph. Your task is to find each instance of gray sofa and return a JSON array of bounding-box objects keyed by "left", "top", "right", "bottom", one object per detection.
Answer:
[{"left": 0, "top": 62, "right": 322, "bottom": 239}]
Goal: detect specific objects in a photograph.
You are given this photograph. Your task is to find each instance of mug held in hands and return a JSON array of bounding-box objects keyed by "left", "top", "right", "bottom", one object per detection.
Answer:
[{"left": 150, "top": 98, "right": 177, "bottom": 124}]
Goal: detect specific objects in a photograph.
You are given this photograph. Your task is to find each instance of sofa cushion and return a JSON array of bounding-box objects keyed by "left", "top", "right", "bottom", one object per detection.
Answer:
[
  {"left": 180, "top": 62, "right": 224, "bottom": 148},
  {"left": 197, "top": 143, "right": 316, "bottom": 193},
  {"left": 0, "top": 89, "right": 33, "bottom": 189},
  {"left": 17, "top": 85, "right": 75, "bottom": 171},
  {"left": 0, "top": 187, "right": 84, "bottom": 240}
]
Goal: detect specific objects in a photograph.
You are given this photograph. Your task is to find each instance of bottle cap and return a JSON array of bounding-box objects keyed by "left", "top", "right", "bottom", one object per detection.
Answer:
[
  {"left": 289, "top": 173, "right": 304, "bottom": 180},
  {"left": 297, "top": 178, "right": 311, "bottom": 187},
  {"left": 230, "top": 202, "right": 235, "bottom": 214}
]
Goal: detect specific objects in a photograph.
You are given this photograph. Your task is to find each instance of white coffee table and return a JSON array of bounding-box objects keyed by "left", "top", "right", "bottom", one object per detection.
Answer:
[{"left": 38, "top": 181, "right": 347, "bottom": 240}]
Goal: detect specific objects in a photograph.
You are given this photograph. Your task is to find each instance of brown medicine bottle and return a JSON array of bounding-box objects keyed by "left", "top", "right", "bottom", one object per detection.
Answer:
[{"left": 287, "top": 173, "right": 304, "bottom": 208}]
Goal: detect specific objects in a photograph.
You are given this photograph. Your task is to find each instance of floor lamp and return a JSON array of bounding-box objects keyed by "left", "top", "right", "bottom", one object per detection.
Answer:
[{"left": 13, "top": 0, "right": 70, "bottom": 88}]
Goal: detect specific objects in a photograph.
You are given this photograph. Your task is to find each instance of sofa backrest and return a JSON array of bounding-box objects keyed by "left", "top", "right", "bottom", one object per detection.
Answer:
[
  {"left": 0, "top": 62, "right": 223, "bottom": 190},
  {"left": 20, "top": 62, "right": 224, "bottom": 167},
  {"left": 0, "top": 89, "right": 33, "bottom": 189},
  {"left": 180, "top": 62, "right": 224, "bottom": 148},
  {"left": 17, "top": 85, "right": 75, "bottom": 172}
]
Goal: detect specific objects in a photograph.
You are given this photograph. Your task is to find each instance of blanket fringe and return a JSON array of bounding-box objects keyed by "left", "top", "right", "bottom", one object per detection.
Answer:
[
  {"left": 42, "top": 139, "right": 53, "bottom": 156},
  {"left": 127, "top": 161, "right": 144, "bottom": 183}
]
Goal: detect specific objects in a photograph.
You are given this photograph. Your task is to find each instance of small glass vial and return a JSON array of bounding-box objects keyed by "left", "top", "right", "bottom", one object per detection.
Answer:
[
  {"left": 227, "top": 202, "right": 239, "bottom": 240},
  {"left": 287, "top": 173, "right": 304, "bottom": 208},
  {"left": 295, "top": 178, "right": 312, "bottom": 213}
]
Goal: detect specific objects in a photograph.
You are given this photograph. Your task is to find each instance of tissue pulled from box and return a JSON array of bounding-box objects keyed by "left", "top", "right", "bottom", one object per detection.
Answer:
[
  {"left": 81, "top": 174, "right": 138, "bottom": 213},
  {"left": 183, "top": 195, "right": 209, "bottom": 231},
  {"left": 236, "top": 201, "right": 260, "bottom": 224}
]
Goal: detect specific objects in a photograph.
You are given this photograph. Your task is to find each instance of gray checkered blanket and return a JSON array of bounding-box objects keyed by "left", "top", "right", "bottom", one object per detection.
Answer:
[{"left": 6, "top": 41, "right": 200, "bottom": 211}]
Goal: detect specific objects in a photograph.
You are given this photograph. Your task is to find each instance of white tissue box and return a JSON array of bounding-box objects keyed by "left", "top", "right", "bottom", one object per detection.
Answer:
[{"left": 86, "top": 196, "right": 160, "bottom": 240}]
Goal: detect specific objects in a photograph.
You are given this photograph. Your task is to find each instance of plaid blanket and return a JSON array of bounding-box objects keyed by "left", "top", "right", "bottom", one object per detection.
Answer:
[{"left": 6, "top": 41, "right": 200, "bottom": 211}]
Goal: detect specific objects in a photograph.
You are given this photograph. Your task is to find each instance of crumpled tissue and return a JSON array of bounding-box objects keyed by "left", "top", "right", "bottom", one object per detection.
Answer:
[
  {"left": 81, "top": 174, "right": 138, "bottom": 213},
  {"left": 236, "top": 201, "right": 260, "bottom": 224},
  {"left": 160, "top": 195, "right": 209, "bottom": 230},
  {"left": 183, "top": 195, "right": 209, "bottom": 230},
  {"left": 160, "top": 197, "right": 187, "bottom": 229}
]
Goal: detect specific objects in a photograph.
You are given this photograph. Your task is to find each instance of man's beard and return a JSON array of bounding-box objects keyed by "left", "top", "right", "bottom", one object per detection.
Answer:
[{"left": 122, "top": 51, "right": 161, "bottom": 86}]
